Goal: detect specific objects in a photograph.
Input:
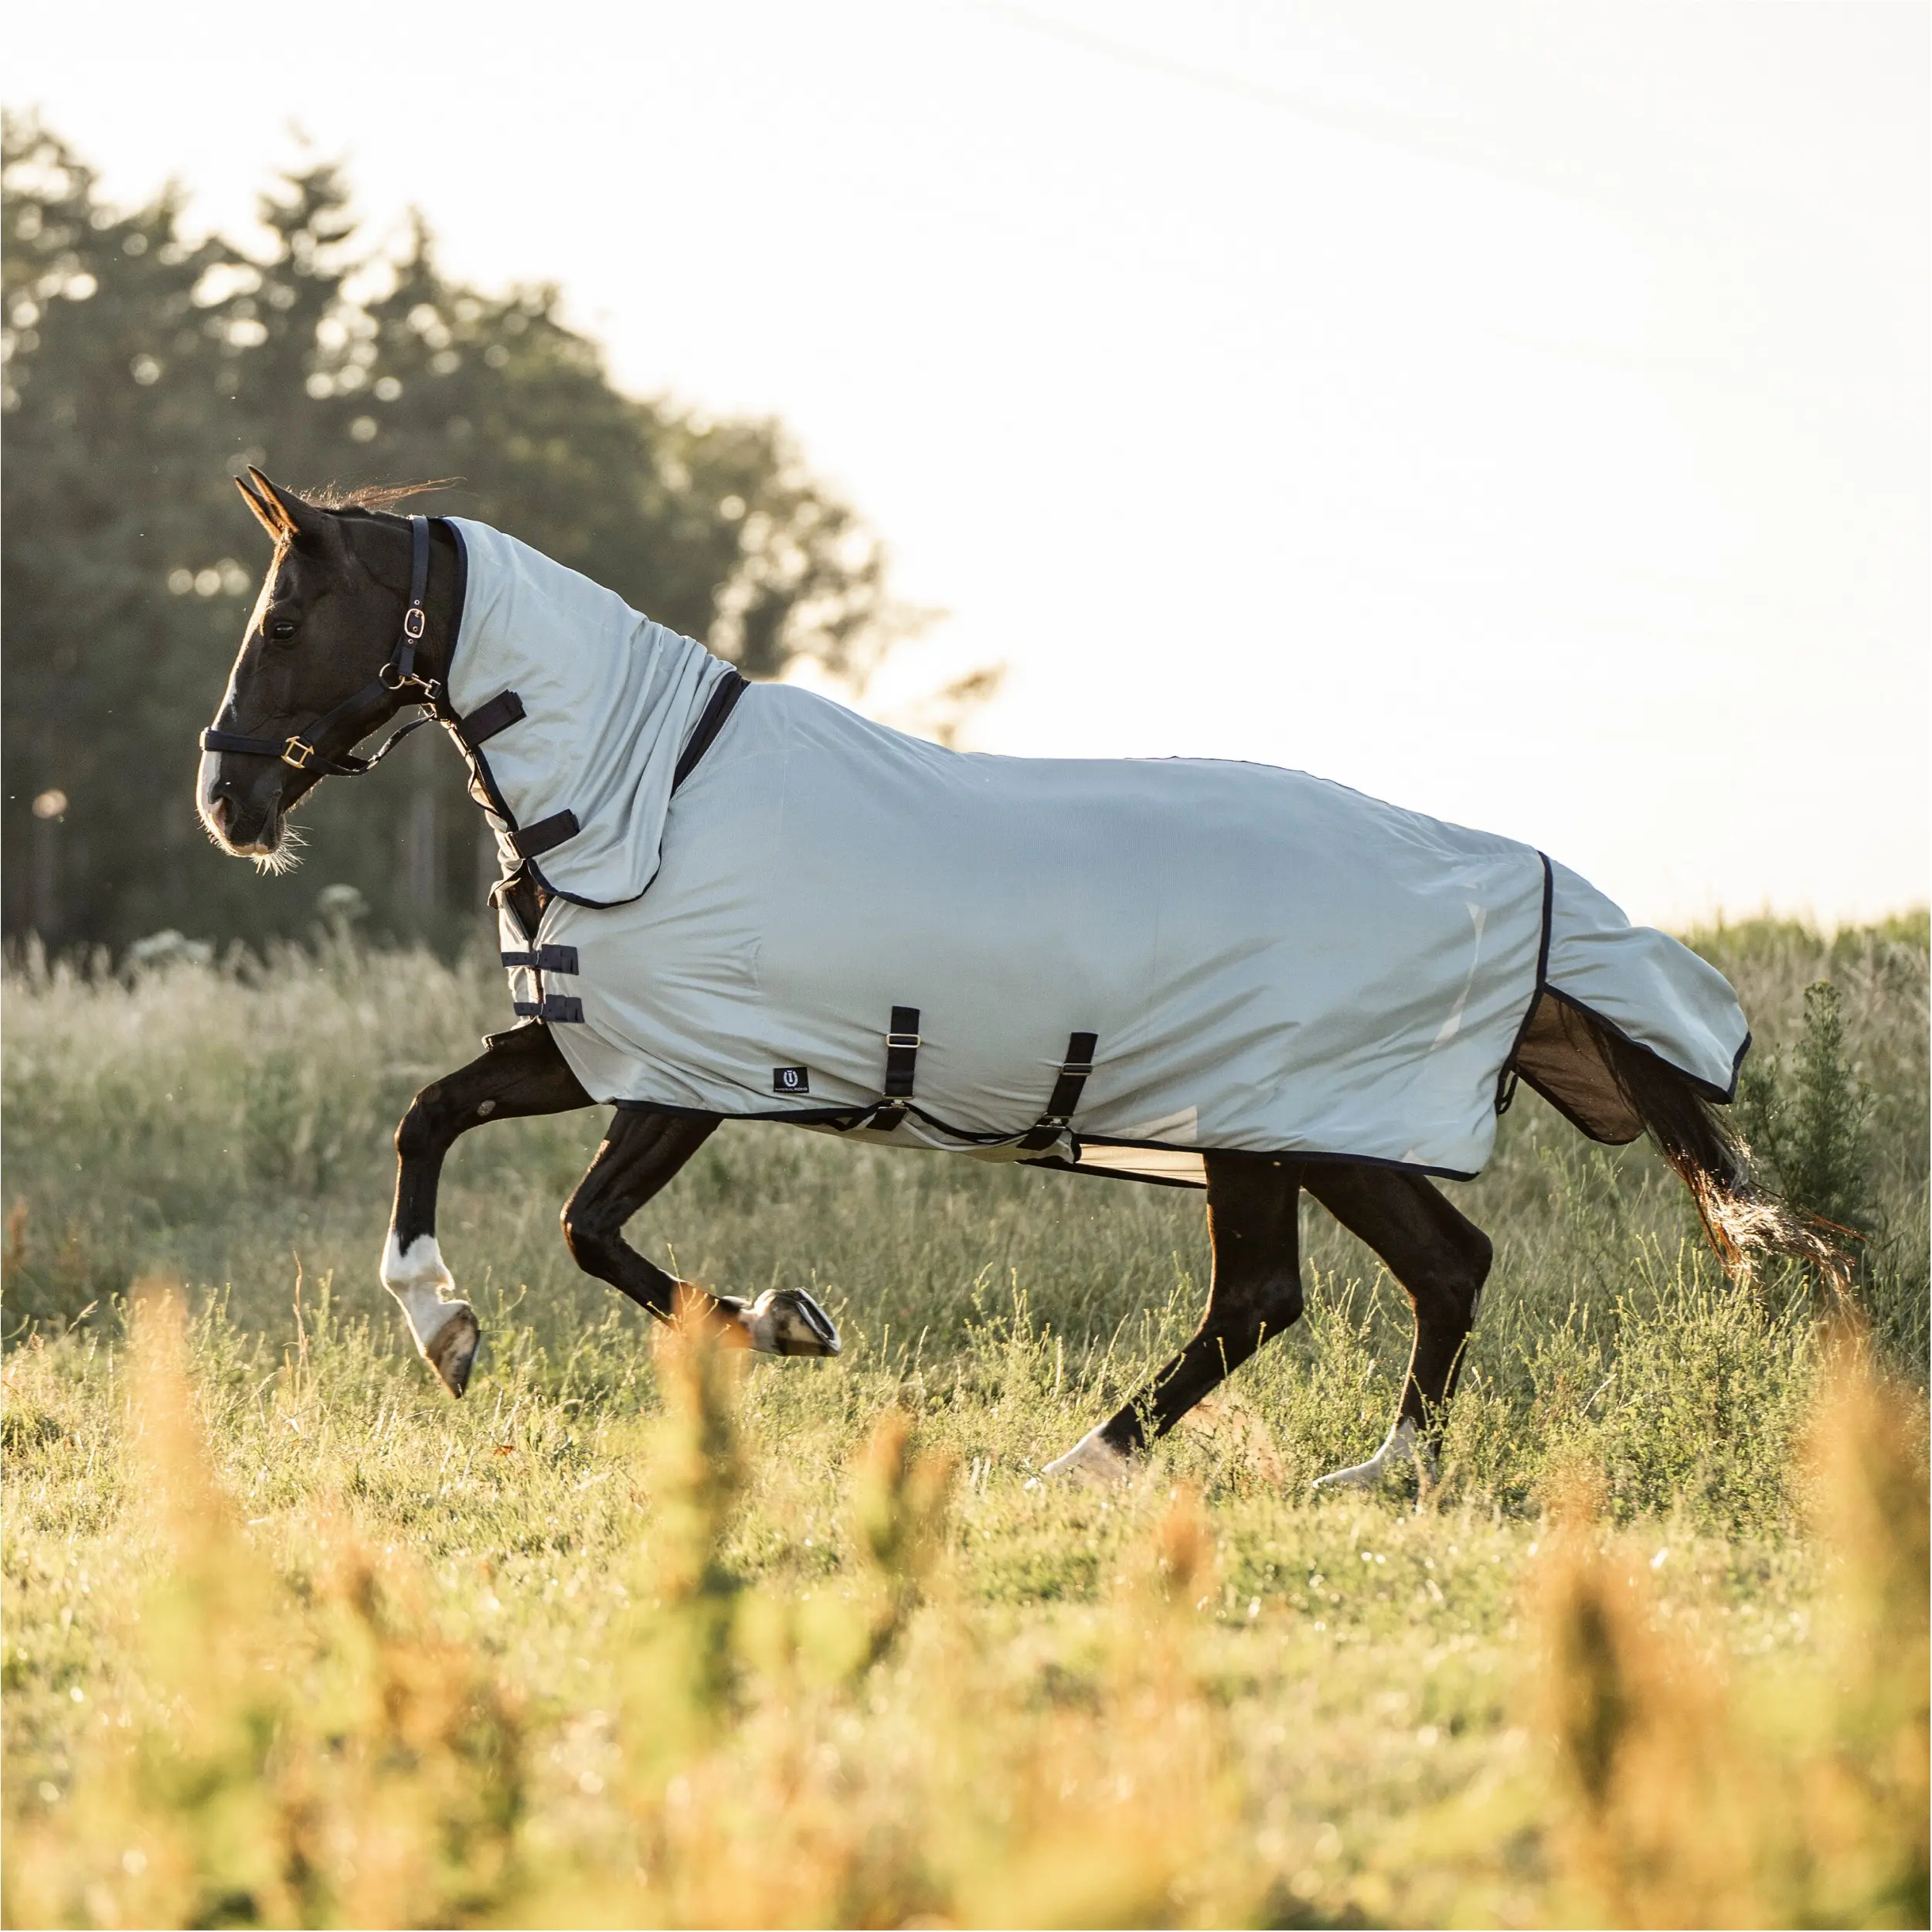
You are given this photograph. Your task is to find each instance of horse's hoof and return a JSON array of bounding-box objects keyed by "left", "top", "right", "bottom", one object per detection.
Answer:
[
  {"left": 1313, "top": 1417, "right": 1424, "bottom": 1492},
  {"left": 1043, "top": 1428, "right": 1132, "bottom": 1487},
  {"left": 423, "top": 1304, "right": 481, "bottom": 1397},
  {"left": 745, "top": 1288, "right": 841, "bottom": 1358}
]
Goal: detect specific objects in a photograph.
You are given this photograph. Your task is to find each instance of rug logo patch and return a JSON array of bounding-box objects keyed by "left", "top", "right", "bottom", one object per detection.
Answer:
[{"left": 773, "top": 1065, "right": 810, "bottom": 1095}]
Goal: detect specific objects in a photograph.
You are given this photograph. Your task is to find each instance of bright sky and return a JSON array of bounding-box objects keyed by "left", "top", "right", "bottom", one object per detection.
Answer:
[{"left": 12, "top": 1, "right": 1927, "bottom": 926}]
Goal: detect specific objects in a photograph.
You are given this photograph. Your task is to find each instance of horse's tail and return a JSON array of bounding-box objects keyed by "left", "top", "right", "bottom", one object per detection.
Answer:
[{"left": 1590, "top": 1015, "right": 1852, "bottom": 1297}]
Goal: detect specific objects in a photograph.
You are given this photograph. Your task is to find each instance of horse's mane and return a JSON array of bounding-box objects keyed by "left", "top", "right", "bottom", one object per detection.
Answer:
[{"left": 298, "top": 479, "right": 461, "bottom": 515}]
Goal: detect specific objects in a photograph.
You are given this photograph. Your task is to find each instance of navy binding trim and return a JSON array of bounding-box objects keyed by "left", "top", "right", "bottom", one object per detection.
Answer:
[
  {"left": 1495, "top": 852, "right": 1555, "bottom": 1115},
  {"left": 673, "top": 669, "right": 748, "bottom": 791}
]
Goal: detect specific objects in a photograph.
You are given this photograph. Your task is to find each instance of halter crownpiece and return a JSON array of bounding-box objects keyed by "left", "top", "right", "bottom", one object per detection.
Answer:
[{"left": 199, "top": 513, "right": 442, "bottom": 778}]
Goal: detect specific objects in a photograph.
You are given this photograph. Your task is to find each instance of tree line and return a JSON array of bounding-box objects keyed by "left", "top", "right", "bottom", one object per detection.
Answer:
[{"left": 2, "top": 115, "right": 893, "bottom": 954}]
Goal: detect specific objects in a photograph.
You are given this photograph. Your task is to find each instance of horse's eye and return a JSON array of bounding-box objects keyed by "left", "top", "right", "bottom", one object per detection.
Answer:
[{"left": 267, "top": 618, "right": 298, "bottom": 642}]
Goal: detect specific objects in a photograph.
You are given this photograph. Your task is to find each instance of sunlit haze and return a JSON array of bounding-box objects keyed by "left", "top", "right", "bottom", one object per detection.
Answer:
[{"left": 10, "top": 1, "right": 1926, "bottom": 926}]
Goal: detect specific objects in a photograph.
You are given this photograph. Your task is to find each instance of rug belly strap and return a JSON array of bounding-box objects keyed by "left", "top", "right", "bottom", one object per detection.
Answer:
[
  {"left": 1019, "top": 1032, "right": 1099, "bottom": 1150},
  {"left": 868, "top": 1005, "right": 921, "bottom": 1128}
]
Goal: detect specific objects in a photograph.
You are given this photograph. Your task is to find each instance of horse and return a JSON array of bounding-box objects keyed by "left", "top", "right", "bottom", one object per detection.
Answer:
[{"left": 196, "top": 471, "right": 1827, "bottom": 1488}]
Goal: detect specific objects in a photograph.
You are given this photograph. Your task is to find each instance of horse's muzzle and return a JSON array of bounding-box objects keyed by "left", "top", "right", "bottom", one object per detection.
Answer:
[{"left": 198, "top": 750, "right": 284, "bottom": 855}]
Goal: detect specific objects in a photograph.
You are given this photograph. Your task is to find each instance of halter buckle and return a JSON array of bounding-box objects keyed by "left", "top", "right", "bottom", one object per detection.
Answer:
[
  {"left": 403, "top": 606, "right": 427, "bottom": 640},
  {"left": 380, "top": 662, "right": 441, "bottom": 703},
  {"left": 281, "top": 736, "right": 318, "bottom": 771}
]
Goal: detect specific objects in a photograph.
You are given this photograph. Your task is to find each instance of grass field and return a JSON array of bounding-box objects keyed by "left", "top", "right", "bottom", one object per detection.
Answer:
[{"left": 3, "top": 916, "right": 1927, "bottom": 1927}]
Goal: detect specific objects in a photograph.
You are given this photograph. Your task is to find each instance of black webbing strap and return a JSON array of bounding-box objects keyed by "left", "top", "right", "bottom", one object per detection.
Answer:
[
  {"left": 380, "top": 515, "right": 435, "bottom": 694},
  {"left": 457, "top": 689, "right": 526, "bottom": 750},
  {"left": 884, "top": 1007, "right": 920, "bottom": 1096},
  {"left": 1018, "top": 1032, "right": 1098, "bottom": 1150},
  {"left": 513, "top": 995, "right": 584, "bottom": 1022},
  {"left": 510, "top": 809, "right": 580, "bottom": 859},
  {"left": 500, "top": 945, "right": 577, "bottom": 973},
  {"left": 869, "top": 1006, "right": 921, "bottom": 1127}
]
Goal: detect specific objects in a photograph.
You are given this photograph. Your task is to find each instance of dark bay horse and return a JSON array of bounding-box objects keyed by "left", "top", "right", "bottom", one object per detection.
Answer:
[{"left": 196, "top": 473, "right": 1818, "bottom": 1488}]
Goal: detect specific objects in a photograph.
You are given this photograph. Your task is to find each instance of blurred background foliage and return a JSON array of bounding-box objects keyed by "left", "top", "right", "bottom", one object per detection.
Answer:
[{"left": 2, "top": 114, "right": 894, "bottom": 955}]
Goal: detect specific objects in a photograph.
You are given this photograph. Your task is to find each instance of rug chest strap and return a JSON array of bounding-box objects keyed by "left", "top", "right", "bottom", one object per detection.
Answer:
[
  {"left": 510, "top": 809, "right": 580, "bottom": 859},
  {"left": 513, "top": 995, "right": 584, "bottom": 1023},
  {"left": 457, "top": 689, "right": 526, "bottom": 750},
  {"left": 1019, "top": 1032, "right": 1098, "bottom": 1150},
  {"left": 500, "top": 945, "right": 578, "bottom": 973}
]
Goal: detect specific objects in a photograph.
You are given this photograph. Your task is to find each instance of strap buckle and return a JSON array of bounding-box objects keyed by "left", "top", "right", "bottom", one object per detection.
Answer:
[
  {"left": 886, "top": 1032, "right": 922, "bottom": 1050},
  {"left": 281, "top": 736, "right": 318, "bottom": 771},
  {"left": 403, "top": 605, "right": 427, "bottom": 640}
]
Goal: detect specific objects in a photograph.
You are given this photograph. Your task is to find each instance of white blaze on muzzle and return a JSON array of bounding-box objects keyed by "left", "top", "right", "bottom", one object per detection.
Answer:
[{"left": 195, "top": 748, "right": 223, "bottom": 827}]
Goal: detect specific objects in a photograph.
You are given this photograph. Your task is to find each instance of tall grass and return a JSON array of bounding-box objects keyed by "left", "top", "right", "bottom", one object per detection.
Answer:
[
  {"left": 2, "top": 916, "right": 1926, "bottom": 1925},
  {"left": 2, "top": 1291, "right": 1923, "bottom": 1928},
  {"left": 1533, "top": 1335, "right": 1928, "bottom": 1927}
]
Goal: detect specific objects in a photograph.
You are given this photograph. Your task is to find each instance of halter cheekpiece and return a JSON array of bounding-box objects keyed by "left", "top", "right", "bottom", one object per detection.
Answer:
[{"left": 199, "top": 513, "right": 444, "bottom": 778}]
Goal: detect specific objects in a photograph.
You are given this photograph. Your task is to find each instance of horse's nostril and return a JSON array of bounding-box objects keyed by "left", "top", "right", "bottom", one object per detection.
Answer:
[{"left": 209, "top": 794, "right": 233, "bottom": 837}]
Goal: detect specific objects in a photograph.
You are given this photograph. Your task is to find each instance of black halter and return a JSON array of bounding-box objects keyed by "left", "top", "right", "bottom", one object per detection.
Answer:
[{"left": 199, "top": 515, "right": 444, "bottom": 779}]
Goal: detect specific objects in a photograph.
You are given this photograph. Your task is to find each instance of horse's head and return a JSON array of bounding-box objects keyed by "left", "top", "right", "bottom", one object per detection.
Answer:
[{"left": 197, "top": 469, "right": 444, "bottom": 866}]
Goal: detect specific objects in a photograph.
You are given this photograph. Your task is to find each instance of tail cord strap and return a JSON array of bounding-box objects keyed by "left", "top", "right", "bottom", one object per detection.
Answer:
[{"left": 1019, "top": 1032, "right": 1099, "bottom": 1150}]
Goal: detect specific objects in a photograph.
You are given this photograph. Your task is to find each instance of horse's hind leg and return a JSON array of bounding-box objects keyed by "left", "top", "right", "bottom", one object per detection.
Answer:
[
  {"left": 1044, "top": 1153, "right": 1304, "bottom": 1483},
  {"left": 558, "top": 1108, "right": 719, "bottom": 1323},
  {"left": 560, "top": 1111, "right": 840, "bottom": 1355},
  {"left": 384, "top": 1022, "right": 591, "bottom": 1396},
  {"left": 1301, "top": 1165, "right": 1492, "bottom": 1490}
]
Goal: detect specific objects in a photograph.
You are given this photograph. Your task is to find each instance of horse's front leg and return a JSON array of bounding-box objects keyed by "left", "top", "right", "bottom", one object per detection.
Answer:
[
  {"left": 383, "top": 1022, "right": 592, "bottom": 1395},
  {"left": 562, "top": 1109, "right": 840, "bottom": 1355}
]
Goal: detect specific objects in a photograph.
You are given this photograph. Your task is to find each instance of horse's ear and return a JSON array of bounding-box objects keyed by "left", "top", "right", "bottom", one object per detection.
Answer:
[
  {"left": 234, "top": 473, "right": 285, "bottom": 543},
  {"left": 246, "top": 467, "right": 332, "bottom": 552}
]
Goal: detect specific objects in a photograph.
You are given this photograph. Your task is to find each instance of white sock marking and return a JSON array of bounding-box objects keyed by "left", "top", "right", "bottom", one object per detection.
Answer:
[
  {"left": 1043, "top": 1427, "right": 1132, "bottom": 1486},
  {"left": 1313, "top": 1416, "right": 1425, "bottom": 1491},
  {"left": 379, "top": 1231, "right": 468, "bottom": 1352}
]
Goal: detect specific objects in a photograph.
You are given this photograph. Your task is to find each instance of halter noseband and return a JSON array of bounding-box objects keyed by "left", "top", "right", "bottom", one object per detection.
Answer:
[{"left": 199, "top": 514, "right": 444, "bottom": 780}]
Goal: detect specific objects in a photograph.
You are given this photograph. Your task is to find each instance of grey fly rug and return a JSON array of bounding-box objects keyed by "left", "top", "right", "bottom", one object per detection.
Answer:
[{"left": 444, "top": 519, "right": 1750, "bottom": 1187}]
